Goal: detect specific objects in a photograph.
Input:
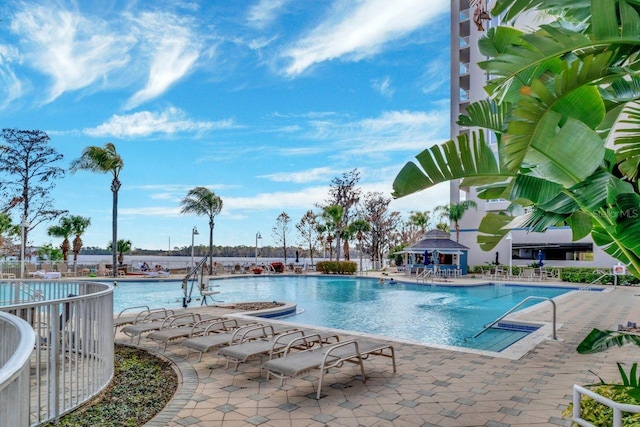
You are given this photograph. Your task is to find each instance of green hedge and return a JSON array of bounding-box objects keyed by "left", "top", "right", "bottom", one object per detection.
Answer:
[
  {"left": 470, "top": 265, "right": 639, "bottom": 285},
  {"left": 316, "top": 261, "right": 358, "bottom": 274}
]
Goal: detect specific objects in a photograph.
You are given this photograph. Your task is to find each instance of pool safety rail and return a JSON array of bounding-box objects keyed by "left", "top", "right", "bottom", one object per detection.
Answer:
[
  {"left": 572, "top": 384, "right": 640, "bottom": 426},
  {"left": 472, "top": 296, "right": 557, "bottom": 340},
  {"left": 0, "top": 280, "right": 114, "bottom": 426}
]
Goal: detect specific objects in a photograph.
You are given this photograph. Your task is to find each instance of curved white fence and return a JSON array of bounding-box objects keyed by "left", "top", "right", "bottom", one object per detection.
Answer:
[
  {"left": 0, "top": 311, "right": 36, "bottom": 427},
  {"left": 0, "top": 280, "right": 114, "bottom": 426}
]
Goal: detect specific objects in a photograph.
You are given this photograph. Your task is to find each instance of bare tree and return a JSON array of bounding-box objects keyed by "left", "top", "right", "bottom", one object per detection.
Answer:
[
  {"left": 321, "top": 169, "right": 361, "bottom": 260},
  {"left": 0, "top": 129, "right": 67, "bottom": 259},
  {"left": 296, "top": 210, "right": 319, "bottom": 265},
  {"left": 360, "top": 192, "right": 400, "bottom": 270},
  {"left": 272, "top": 212, "right": 291, "bottom": 263}
]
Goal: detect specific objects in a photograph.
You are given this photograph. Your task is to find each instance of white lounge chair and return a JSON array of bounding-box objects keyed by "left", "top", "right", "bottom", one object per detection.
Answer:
[
  {"left": 218, "top": 330, "right": 339, "bottom": 370},
  {"left": 181, "top": 323, "right": 295, "bottom": 362},
  {"left": 261, "top": 339, "right": 396, "bottom": 399}
]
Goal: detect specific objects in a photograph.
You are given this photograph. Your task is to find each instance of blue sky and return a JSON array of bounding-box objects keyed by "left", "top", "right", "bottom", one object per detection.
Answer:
[{"left": 0, "top": 0, "right": 452, "bottom": 250}]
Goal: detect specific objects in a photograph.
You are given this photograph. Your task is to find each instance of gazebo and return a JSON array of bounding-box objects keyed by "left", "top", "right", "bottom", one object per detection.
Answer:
[{"left": 399, "top": 229, "right": 470, "bottom": 275}]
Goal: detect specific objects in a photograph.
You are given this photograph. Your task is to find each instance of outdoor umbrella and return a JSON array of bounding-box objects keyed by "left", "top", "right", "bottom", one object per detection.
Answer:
[
  {"left": 295, "top": 250, "right": 299, "bottom": 263},
  {"left": 537, "top": 250, "right": 544, "bottom": 267},
  {"left": 424, "top": 250, "right": 429, "bottom": 265}
]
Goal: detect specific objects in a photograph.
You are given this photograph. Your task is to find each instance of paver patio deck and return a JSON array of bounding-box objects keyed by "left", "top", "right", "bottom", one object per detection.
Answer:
[{"left": 114, "top": 277, "right": 640, "bottom": 427}]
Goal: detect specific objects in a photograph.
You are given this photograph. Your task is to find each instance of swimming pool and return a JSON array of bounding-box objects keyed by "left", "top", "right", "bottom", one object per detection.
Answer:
[{"left": 112, "top": 276, "right": 575, "bottom": 350}]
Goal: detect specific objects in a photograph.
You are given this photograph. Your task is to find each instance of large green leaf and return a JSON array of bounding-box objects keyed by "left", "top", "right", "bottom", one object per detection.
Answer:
[
  {"left": 392, "top": 132, "right": 512, "bottom": 198},
  {"left": 457, "top": 100, "right": 510, "bottom": 134},
  {"left": 615, "top": 104, "right": 640, "bottom": 180},
  {"left": 566, "top": 211, "right": 593, "bottom": 241},
  {"left": 477, "top": 213, "right": 513, "bottom": 251},
  {"left": 492, "top": 0, "right": 591, "bottom": 24},
  {"left": 507, "top": 110, "right": 605, "bottom": 186},
  {"left": 577, "top": 328, "right": 640, "bottom": 354},
  {"left": 508, "top": 175, "right": 563, "bottom": 205}
]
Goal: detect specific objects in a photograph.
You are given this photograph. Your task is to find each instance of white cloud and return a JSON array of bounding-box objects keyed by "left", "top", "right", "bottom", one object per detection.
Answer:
[
  {"left": 0, "top": 45, "right": 23, "bottom": 107},
  {"left": 247, "top": 0, "right": 290, "bottom": 28},
  {"left": 83, "top": 107, "right": 235, "bottom": 138},
  {"left": 372, "top": 76, "right": 394, "bottom": 97},
  {"left": 125, "top": 11, "right": 202, "bottom": 109},
  {"left": 421, "top": 57, "right": 449, "bottom": 95},
  {"left": 10, "top": 3, "right": 132, "bottom": 103},
  {"left": 258, "top": 167, "right": 337, "bottom": 183},
  {"left": 282, "top": 0, "right": 448, "bottom": 76}
]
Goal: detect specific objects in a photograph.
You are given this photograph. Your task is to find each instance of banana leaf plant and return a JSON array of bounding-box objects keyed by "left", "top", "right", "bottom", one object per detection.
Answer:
[{"left": 393, "top": 0, "right": 640, "bottom": 278}]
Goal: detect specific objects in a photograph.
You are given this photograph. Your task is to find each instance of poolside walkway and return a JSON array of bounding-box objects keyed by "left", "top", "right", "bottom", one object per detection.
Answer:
[{"left": 114, "top": 276, "right": 640, "bottom": 427}]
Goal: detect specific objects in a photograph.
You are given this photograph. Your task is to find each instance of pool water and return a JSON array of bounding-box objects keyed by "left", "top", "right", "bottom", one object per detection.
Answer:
[{"left": 112, "top": 276, "right": 573, "bottom": 350}]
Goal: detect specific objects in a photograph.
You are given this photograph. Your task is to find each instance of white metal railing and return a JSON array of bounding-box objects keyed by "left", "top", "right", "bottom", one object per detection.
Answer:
[
  {"left": 572, "top": 384, "right": 640, "bottom": 427},
  {"left": 0, "top": 311, "right": 36, "bottom": 427},
  {"left": 0, "top": 280, "right": 114, "bottom": 426}
]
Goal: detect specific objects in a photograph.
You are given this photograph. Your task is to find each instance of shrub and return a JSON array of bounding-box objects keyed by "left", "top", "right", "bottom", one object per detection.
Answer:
[
  {"left": 563, "top": 384, "right": 640, "bottom": 426},
  {"left": 559, "top": 267, "right": 639, "bottom": 285},
  {"left": 316, "top": 261, "right": 357, "bottom": 274}
]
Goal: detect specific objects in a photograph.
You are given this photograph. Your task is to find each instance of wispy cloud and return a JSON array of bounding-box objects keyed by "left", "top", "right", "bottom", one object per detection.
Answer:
[
  {"left": 10, "top": 2, "right": 132, "bottom": 104},
  {"left": 83, "top": 107, "right": 235, "bottom": 138},
  {"left": 372, "top": 76, "right": 394, "bottom": 98},
  {"left": 247, "top": 0, "right": 290, "bottom": 29},
  {"left": 281, "top": 0, "right": 448, "bottom": 76},
  {"left": 0, "top": 45, "right": 23, "bottom": 108},
  {"left": 258, "top": 167, "right": 337, "bottom": 183},
  {"left": 125, "top": 11, "right": 202, "bottom": 109},
  {"left": 421, "top": 56, "right": 449, "bottom": 95}
]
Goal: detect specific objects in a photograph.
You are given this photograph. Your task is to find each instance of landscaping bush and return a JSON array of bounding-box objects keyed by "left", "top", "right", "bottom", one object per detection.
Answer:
[
  {"left": 559, "top": 267, "right": 639, "bottom": 285},
  {"left": 563, "top": 384, "right": 640, "bottom": 426},
  {"left": 316, "top": 261, "right": 357, "bottom": 274}
]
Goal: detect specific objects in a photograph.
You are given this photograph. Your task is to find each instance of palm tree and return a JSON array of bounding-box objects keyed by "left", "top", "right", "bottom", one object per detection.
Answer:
[
  {"left": 70, "top": 143, "right": 123, "bottom": 277},
  {"left": 409, "top": 210, "right": 430, "bottom": 239},
  {"left": 108, "top": 239, "right": 132, "bottom": 265},
  {"left": 180, "top": 187, "right": 223, "bottom": 275},
  {"left": 349, "top": 218, "right": 371, "bottom": 272},
  {"left": 47, "top": 216, "right": 73, "bottom": 263},
  {"left": 70, "top": 215, "right": 91, "bottom": 271},
  {"left": 435, "top": 201, "right": 477, "bottom": 243},
  {"left": 321, "top": 204, "right": 344, "bottom": 260}
]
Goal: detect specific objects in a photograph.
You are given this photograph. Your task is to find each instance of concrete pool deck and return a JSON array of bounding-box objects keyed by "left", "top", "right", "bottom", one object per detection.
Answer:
[{"left": 114, "top": 274, "right": 640, "bottom": 426}]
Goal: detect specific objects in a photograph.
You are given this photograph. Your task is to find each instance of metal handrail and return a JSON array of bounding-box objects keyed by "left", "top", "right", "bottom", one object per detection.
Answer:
[
  {"left": 472, "top": 296, "right": 557, "bottom": 340},
  {"left": 416, "top": 268, "right": 434, "bottom": 284},
  {"left": 580, "top": 270, "right": 609, "bottom": 291},
  {"left": 182, "top": 256, "right": 209, "bottom": 308}
]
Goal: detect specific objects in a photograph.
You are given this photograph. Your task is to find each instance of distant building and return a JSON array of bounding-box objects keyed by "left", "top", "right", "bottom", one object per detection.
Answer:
[{"left": 449, "top": 0, "right": 615, "bottom": 269}]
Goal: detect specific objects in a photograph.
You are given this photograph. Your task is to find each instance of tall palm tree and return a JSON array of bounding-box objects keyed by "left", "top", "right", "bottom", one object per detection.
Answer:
[
  {"left": 349, "top": 218, "right": 371, "bottom": 272},
  {"left": 108, "top": 239, "right": 132, "bottom": 265},
  {"left": 321, "top": 204, "right": 344, "bottom": 260},
  {"left": 435, "top": 201, "right": 477, "bottom": 243},
  {"left": 70, "top": 215, "right": 91, "bottom": 271},
  {"left": 47, "top": 216, "right": 73, "bottom": 262},
  {"left": 180, "top": 187, "right": 223, "bottom": 275},
  {"left": 70, "top": 143, "right": 123, "bottom": 277}
]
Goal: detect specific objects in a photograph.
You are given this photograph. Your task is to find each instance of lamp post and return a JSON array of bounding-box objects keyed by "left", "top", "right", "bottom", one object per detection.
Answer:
[
  {"left": 191, "top": 226, "right": 199, "bottom": 270},
  {"left": 506, "top": 232, "right": 513, "bottom": 277},
  {"left": 20, "top": 215, "right": 28, "bottom": 279},
  {"left": 255, "top": 232, "right": 262, "bottom": 265}
]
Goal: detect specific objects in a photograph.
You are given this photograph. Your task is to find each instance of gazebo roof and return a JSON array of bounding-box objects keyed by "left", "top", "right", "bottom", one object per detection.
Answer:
[{"left": 402, "top": 229, "right": 469, "bottom": 253}]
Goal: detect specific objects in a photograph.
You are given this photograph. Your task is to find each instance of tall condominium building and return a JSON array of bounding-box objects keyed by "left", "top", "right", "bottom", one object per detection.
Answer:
[{"left": 449, "top": 0, "right": 617, "bottom": 270}]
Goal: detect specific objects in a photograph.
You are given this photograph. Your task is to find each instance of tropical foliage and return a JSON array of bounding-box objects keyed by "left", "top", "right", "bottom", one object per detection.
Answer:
[
  {"left": 435, "top": 201, "right": 478, "bottom": 242},
  {"left": 70, "top": 143, "right": 123, "bottom": 277},
  {"left": 180, "top": 187, "right": 223, "bottom": 275},
  {"left": 108, "top": 239, "right": 132, "bottom": 265},
  {"left": 392, "top": 0, "right": 640, "bottom": 277}
]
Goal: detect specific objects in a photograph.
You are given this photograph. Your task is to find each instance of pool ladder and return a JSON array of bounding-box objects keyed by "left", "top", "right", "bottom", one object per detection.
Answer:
[{"left": 472, "top": 296, "right": 557, "bottom": 340}]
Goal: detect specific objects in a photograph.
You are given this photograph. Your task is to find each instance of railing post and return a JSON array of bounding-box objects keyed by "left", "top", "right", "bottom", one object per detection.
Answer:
[{"left": 48, "top": 303, "right": 60, "bottom": 420}]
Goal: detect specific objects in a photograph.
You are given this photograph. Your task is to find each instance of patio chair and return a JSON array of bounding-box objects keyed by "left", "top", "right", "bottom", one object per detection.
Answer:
[
  {"left": 261, "top": 339, "right": 396, "bottom": 399},
  {"left": 181, "top": 322, "right": 296, "bottom": 362},
  {"left": 120, "top": 309, "right": 179, "bottom": 343},
  {"left": 56, "top": 263, "right": 75, "bottom": 277},
  {"left": 113, "top": 305, "right": 153, "bottom": 335},
  {"left": 218, "top": 330, "right": 340, "bottom": 370},
  {"left": 146, "top": 316, "right": 237, "bottom": 351}
]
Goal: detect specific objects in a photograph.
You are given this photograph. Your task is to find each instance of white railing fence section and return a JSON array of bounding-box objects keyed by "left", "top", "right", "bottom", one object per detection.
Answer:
[
  {"left": 0, "top": 311, "right": 36, "bottom": 427},
  {"left": 0, "top": 280, "right": 114, "bottom": 426}
]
